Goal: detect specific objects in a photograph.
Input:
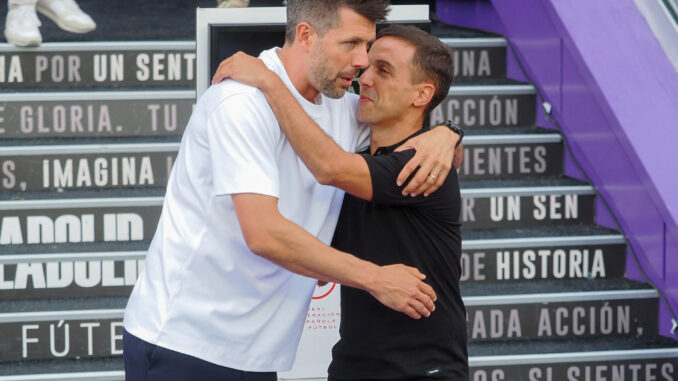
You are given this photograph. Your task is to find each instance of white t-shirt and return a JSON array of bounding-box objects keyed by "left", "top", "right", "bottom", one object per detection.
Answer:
[{"left": 123, "top": 47, "right": 367, "bottom": 372}]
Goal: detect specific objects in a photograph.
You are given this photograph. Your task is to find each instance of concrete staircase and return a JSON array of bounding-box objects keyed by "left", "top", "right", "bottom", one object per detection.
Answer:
[{"left": 0, "top": 1, "right": 676, "bottom": 379}]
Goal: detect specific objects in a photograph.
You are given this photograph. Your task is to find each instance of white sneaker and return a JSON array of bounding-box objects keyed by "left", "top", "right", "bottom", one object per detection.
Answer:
[
  {"left": 4, "top": 2, "right": 42, "bottom": 47},
  {"left": 217, "top": 0, "right": 250, "bottom": 8},
  {"left": 36, "top": 0, "right": 95, "bottom": 33}
]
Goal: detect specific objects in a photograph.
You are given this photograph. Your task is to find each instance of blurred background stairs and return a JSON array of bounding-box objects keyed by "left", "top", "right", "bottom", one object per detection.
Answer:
[{"left": 0, "top": 0, "right": 676, "bottom": 379}]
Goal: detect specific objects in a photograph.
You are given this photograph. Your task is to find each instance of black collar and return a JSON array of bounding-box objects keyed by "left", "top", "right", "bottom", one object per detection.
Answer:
[{"left": 364, "top": 128, "right": 429, "bottom": 156}]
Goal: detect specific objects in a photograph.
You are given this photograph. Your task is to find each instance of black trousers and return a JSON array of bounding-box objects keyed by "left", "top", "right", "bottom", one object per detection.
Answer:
[{"left": 123, "top": 330, "right": 277, "bottom": 381}]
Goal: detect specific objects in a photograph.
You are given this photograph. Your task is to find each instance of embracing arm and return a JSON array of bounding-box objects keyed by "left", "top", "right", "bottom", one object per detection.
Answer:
[
  {"left": 212, "top": 52, "right": 462, "bottom": 199},
  {"left": 232, "top": 193, "right": 436, "bottom": 319},
  {"left": 252, "top": 73, "right": 374, "bottom": 199}
]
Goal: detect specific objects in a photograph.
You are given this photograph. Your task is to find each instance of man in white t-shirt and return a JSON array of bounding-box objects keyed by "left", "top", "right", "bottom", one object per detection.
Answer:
[{"left": 123, "top": 1, "right": 459, "bottom": 380}]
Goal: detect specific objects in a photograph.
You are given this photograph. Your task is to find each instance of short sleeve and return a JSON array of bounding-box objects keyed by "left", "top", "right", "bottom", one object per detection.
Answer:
[
  {"left": 365, "top": 150, "right": 459, "bottom": 208},
  {"left": 207, "top": 92, "right": 281, "bottom": 198}
]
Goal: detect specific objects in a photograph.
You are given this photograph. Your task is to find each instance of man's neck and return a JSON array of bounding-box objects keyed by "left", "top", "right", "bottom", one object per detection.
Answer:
[
  {"left": 369, "top": 114, "right": 426, "bottom": 154},
  {"left": 278, "top": 46, "right": 320, "bottom": 103}
]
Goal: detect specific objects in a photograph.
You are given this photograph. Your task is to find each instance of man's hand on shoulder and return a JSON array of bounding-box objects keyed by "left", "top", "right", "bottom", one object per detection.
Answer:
[
  {"left": 395, "top": 125, "right": 462, "bottom": 198},
  {"left": 211, "top": 51, "right": 277, "bottom": 90}
]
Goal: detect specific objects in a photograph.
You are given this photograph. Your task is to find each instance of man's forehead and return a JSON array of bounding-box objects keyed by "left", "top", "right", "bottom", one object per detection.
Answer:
[
  {"left": 329, "top": 7, "right": 376, "bottom": 39},
  {"left": 368, "top": 36, "right": 415, "bottom": 65}
]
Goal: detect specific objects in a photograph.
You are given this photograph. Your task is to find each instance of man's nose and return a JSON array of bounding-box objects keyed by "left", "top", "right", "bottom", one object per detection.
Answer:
[
  {"left": 352, "top": 47, "right": 369, "bottom": 69},
  {"left": 358, "top": 69, "right": 372, "bottom": 88}
]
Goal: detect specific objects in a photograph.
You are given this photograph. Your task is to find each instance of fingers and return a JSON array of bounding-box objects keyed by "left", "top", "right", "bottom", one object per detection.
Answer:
[
  {"left": 420, "top": 154, "right": 454, "bottom": 197},
  {"left": 403, "top": 292, "right": 435, "bottom": 319},
  {"left": 405, "top": 265, "right": 426, "bottom": 280},
  {"left": 410, "top": 164, "right": 439, "bottom": 197},
  {"left": 412, "top": 161, "right": 446, "bottom": 197},
  {"left": 404, "top": 306, "right": 422, "bottom": 320},
  {"left": 404, "top": 150, "right": 453, "bottom": 197},
  {"left": 422, "top": 165, "right": 449, "bottom": 198},
  {"left": 415, "top": 289, "right": 436, "bottom": 313},
  {"left": 211, "top": 51, "right": 250, "bottom": 85},
  {"left": 211, "top": 59, "right": 231, "bottom": 85},
  {"left": 419, "top": 281, "right": 437, "bottom": 303},
  {"left": 404, "top": 267, "right": 436, "bottom": 316},
  {"left": 410, "top": 299, "right": 432, "bottom": 318},
  {"left": 373, "top": 265, "right": 437, "bottom": 320},
  {"left": 397, "top": 152, "right": 422, "bottom": 189},
  {"left": 399, "top": 153, "right": 430, "bottom": 196}
]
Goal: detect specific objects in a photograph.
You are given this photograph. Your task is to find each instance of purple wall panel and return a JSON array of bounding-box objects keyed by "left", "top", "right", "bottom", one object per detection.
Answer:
[
  {"left": 551, "top": 2, "right": 678, "bottom": 229},
  {"left": 438, "top": 0, "right": 678, "bottom": 337},
  {"left": 492, "top": 0, "right": 563, "bottom": 109},
  {"left": 436, "top": 0, "right": 506, "bottom": 34},
  {"left": 666, "top": 232, "right": 678, "bottom": 310}
]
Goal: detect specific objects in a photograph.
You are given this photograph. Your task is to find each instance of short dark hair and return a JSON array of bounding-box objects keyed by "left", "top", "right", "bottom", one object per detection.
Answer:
[
  {"left": 376, "top": 25, "right": 454, "bottom": 114},
  {"left": 285, "top": 0, "right": 390, "bottom": 44}
]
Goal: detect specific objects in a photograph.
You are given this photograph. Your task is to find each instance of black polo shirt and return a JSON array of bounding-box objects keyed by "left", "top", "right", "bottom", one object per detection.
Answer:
[{"left": 328, "top": 129, "right": 468, "bottom": 381}]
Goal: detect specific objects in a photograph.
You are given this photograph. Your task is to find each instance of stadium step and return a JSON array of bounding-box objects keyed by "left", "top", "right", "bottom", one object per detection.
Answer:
[
  {"left": 0, "top": 83, "right": 538, "bottom": 141},
  {"left": 0, "top": 250, "right": 145, "bottom": 300},
  {"left": 0, "top": 134, "right": 565, "bottom": 193},
  {"left": 0, "top": 194, "right": 163, "bottom": 247},
  {"left": 0, "top": 143, "right": 178, "bottom": 192},
  {"left": 460, "top": 228, "right": 626, "bottom": 283},
  {"left": 0, "top": 179, "right": 596, "bottom": 246},
  {"left": 0, "top": 91, "right": 192, "bottom": 140},
  {"left": 0, "top": 358, "right": 124, "bottom": 381},
  {"left": 459, "top": 179, "right": 596, "bottom": 229},
  {"left": 468, "top": 337, "right": 678, "bottom": 380},
  {"left": 0, "top": 42, "right": 196, "bottom": 91},
  {"left": 462, "top": 280, "right": 658, "bottom": 343},
  {"left": 2, "top": 341, "right": 677, "bottom": 381},
  {"left": 0, "top": 228, "right": 627, "bottom": 300},
  {"left": 0, "top": 282, "right": 657, "bottom": 363},
  {"left": 429, "top": 83, "right": 537, "bottom": 129},
  {"left": 461, "top": 133, "right": 563, "bottom": 180},
  {"left": 0, "top": 1, "right": 674, "bottom": 379},
  {"left": 431, "top": 21, "right": 508, "bottom": 84},
  {"left": 0, "top": 297, "right": 126, "bottom": 362},
  {"left": 440, "top": 36, "right": 507, "bottom": 83}
]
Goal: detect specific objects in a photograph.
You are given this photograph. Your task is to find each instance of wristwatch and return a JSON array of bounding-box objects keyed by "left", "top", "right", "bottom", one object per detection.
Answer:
[{"left": 443, "top": 120, "right": 464, "bottom": 147}]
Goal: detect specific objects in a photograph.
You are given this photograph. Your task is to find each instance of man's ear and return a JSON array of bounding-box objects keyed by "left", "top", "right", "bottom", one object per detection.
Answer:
[
  {"left": 412, "top": 83, "right": 435, "bottom": 110},
  {"left": 295, "top": 22, "right": 317, "bottom": 53}
]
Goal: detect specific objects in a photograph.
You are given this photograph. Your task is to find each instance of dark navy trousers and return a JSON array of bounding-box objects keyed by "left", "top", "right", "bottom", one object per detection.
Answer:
[{"left": 123, "top": 330, "right": 277, "bottom": 381}]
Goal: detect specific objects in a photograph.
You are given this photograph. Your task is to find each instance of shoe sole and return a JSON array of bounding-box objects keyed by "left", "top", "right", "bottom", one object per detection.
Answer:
[
  {"left": 36, "top": 3, "right": 95, "bottom": 33},
  {"left": 4, "top": 29, "right": 42, "bottom": 46}
]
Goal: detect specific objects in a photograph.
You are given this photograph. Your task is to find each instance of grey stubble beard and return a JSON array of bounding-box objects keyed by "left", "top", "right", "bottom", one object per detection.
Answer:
[{"left": 310, "top": 44, "right": 349, "bottom": 99}]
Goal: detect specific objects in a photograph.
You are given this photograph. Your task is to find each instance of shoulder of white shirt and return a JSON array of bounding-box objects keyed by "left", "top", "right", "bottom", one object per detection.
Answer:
[{"left": 201, "top": 80, "right": 267, "bottom": 113}]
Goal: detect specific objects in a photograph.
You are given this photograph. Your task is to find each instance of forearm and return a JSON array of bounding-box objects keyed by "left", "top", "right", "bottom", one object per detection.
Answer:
[
  {"left": 254, "top": 214, "right": 378, "bottom": 290},
  {"left": 260, "top": 77, "right": 348, "bottom": 184},
  {"left": 233, "top": 193, "right": 436, "bottom": 319}
]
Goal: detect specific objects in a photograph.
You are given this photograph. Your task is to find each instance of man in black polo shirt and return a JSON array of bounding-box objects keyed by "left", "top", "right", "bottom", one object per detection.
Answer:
[
  {"left": 216, "top": 25, "right": 467, "bottom": 380},
  {"left": 326, "top": 26, "right": 466, "bottom": 381}
]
